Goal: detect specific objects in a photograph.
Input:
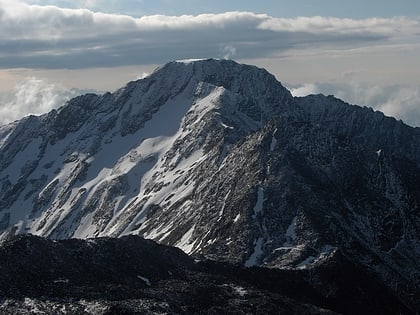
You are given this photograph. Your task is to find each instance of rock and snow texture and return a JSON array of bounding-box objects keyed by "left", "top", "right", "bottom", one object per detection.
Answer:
[
  {"left": 0, "top": 59, "right": 419, "bottom": 310},
  {"left": 2, "top": 234, "right": 411, "bottom": 314},
  {"left": 0, "top": 59, "right": 294, "bottom": 244}
]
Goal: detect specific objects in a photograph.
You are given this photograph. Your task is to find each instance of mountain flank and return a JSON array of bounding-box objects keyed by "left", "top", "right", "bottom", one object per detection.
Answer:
[{"left": 0, "top": 59, "right": 419, "bottom": 313}]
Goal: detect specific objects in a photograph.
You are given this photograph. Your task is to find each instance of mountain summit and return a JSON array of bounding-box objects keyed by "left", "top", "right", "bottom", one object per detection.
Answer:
[
  {"left": 0, "top": 59, "right": 296, "bottom": 241},
  {"left": 0, "top": 59, "right": 419, "bottom": 311}
]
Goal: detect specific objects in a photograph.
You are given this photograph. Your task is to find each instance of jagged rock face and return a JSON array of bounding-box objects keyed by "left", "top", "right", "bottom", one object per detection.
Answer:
[{"left": 0, "top": 59, "right": 419, "bottom": 311}]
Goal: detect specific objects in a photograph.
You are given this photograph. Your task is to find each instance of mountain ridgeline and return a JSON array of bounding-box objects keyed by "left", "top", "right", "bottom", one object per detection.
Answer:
[{"left": 0, "top": 59, "right": 419, "bottom": 312}]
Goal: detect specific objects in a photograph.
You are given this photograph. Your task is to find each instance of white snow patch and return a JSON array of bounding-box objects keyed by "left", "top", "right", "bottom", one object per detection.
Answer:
[
  {"left": 145, "top": 223, "right": 173, "bottom": 241},
  {"left": 221, "top": 122, "right": 234, "bottom": 129},
  {"left": 223, "top": 284, "right": 247, "bottom": 297},
  {"left": 252, "top": 187, "right": 264, "bottom": 218},
  {"left": 11, "top": 220, "right": 22, "bottom": 234},
  {"left": 137, "top": 275, "right": 151, "bottom": 286},
  {"left": 175, "top": 225, "right": 196, "bottom": 254},
  {"left": 218, "top": 189, "right": 231, "bottom": 218},
  {"left": 283, "top": 216, "right": 297, "bottom": 246},
  {"left": 72, "top": 210, "right": 98, "bottom": 239},
  {"left": 294, "top": 245, "right": 336, "bottom": 269},
  {"left": 81, "top": 300, "right": 109, "bottom": 314},
  {"left": 245, "top": 237, "right": 264, "bottom": 267},
  {"left": 318, "top": 244, "right": 337, "bottom": 259},
  {"left": 207, "top": 238, "right": 216, "bottom": 245},
  {"left": 376, "top": 149, "right": 382, "bottom": 156},
  {"left": 297, "top": 256, "right": 316, "bottom": 269},
  {"left": 233, "top": 285, "right": 247, "bottom": 297},
  {"left": 273, "top": 244, "right": 305, "bottom": 252},
  {"left": 270, "top": 136, "right": 277, "bottom": 151},
  {"left": 217, "top": 145, "right": 230, "bottom": 170},
  {"left": 53, "top": 278, "right": 69, "bottom": 284},
  {"left": 176, "top": 58, "right": 206, "bottom": 63},
  {"left": 233, "top": 213, "right": 241, "bottom": 223}
]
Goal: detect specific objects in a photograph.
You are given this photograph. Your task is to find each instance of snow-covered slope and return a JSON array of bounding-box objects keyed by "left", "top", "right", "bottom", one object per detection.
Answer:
[
  {"left": 0, "top": 60, "right": 293, "bottom": 240},
  {"left": 0, "top": 59, "right": 419, "bottom": 311}
]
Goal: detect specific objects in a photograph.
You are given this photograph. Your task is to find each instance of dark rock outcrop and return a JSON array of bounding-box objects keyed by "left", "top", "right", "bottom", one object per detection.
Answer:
[{"left": 0, "top": 234, "right": 414, "bottom": 314}]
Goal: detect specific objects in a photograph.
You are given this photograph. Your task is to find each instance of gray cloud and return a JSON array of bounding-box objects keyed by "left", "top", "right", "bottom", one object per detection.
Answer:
[
  {"left": 258, "top": 16, "right": 420, "bottom": 35},
  {"left": 0, "top": 1, "right": 419, "bottom": 69},
  {"left": 221, "top": 44, "right": 237, "bottom": 59},
  {"left": 288, "top": 81, "right": 420, "bottom": 127}
]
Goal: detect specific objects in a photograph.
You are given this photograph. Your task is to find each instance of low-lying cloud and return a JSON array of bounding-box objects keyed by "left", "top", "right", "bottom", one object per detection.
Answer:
[
  {"left": 2, "top": 77, "right": 418, "bottom": 129},
  {"left": 0, "top": 77, "right": 79, "bottom": 125},
  {"left": 0, "top": 1, "right": 419, "bottom": 69},
  {"left": 288, "top": 82, "right": 420, "bottom": 128}
]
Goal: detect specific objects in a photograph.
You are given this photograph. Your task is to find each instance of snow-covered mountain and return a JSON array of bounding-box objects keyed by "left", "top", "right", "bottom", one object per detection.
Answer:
[
  {"left": 0, "top": 59, "right": 295, "bottom": 240},
  {"left": 0, "top": 59, "right": 419, "bottom": 311}
]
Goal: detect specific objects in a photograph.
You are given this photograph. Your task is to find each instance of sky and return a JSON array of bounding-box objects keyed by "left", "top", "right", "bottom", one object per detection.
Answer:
[{"left": 0, "top": 0, "right": 420, "bottom": 126}]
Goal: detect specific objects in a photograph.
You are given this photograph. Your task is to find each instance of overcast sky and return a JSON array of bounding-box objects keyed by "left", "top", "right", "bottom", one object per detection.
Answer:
[{"left": 0, "top": 0, "right": 419, "bottom": 126}]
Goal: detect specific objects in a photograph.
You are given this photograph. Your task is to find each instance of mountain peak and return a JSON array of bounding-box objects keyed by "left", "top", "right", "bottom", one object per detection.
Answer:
[
  {"left": 0, "top": 60, "right": 419, "bottom": 312},
  {"left": 151, "top": 58, "right": 291, "bottom": 97}
]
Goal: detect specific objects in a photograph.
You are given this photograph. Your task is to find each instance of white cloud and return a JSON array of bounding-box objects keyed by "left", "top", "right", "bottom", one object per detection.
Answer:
[
  {"left": 289, "top": 83, "right": 318, "bottom": 97},
  {"left": 258, "top": 16, "right": 419, "bottom": 36},
  {"left": 221, "top": 45, "right": 236, "bottom": 59},
  {"left": 75, "top": 0, "right": 97, "bottom": 9},
  {"left": 369, "top": 86, "right": 420, "bottom": 127},
  {"left": 0, "top": 77, "right": 78, "bottom": 125},
  {"left": 0, "top": 1, "right": 419, "bottom": 69}
]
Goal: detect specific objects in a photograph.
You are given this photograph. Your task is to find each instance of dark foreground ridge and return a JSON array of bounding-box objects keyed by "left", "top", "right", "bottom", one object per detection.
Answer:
[{"left": 0, "top": 234, "right": 415, "bottom": 314}]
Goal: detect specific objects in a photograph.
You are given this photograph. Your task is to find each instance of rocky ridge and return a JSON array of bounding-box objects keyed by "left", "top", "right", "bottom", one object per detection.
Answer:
[{"left": 0, "top": 234, "right": 413, "bottom": 314}]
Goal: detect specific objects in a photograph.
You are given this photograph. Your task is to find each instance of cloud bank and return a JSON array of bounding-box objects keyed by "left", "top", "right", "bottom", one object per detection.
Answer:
[
  {"left": 0, "top": 1, "right": 419, "bottom": 69},
  {"left": 0, "top": 77, "right": 78, "bottom": 124}
]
